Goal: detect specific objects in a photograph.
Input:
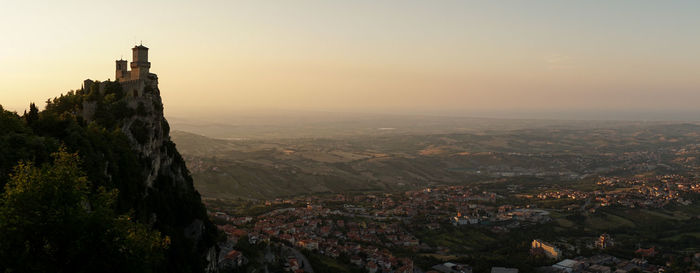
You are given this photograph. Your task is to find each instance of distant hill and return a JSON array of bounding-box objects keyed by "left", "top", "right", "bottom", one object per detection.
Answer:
[
  {"left": 173, "top": 122, "right": 700, "bottom": 200},
  {"left": 169, "top": 130, "right": 242, "bottom": 157},
  {"left": 168, "top": 111, "right": 688, "bottom": 140}
]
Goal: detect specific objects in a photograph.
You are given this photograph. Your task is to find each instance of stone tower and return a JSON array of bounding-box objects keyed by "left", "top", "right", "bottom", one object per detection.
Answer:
[
  {"left": 89, "top": 45, "right": 158, "bottom": 98},
  {"left": 130, "top": 45, "right": 151, "bottom": 80},
  {"left": 115, "top": 59, "right": 128, "bottom": 81}
]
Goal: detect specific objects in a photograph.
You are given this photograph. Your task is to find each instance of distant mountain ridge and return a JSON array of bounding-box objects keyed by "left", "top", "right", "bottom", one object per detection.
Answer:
[{"left": 167, "top": 111, "right": 697, "bottom": 140}]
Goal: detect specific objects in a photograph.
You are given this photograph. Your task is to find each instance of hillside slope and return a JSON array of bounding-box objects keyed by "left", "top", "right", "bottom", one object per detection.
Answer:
[{"left": 0, "top": 80, "right": 218, "bottom": 272}]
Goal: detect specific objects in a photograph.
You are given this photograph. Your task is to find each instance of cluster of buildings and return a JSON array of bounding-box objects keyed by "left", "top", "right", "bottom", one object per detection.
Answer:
[
  {"left": 206, "top": 179, "right": 696, "bottom": 273},
  {"left": 451, "top": 207, "right": 551, "bottom": 228},
  {"left": 543, "top": 254, "right": 665, "bottom": 273},
  {"left": 531, "top": 239, "right": 563, "bottom": 260},
  {"left": 537, "top": 190, "right": 589, "bottom": 200},
  {"left": 529, "top": 239, "right": 673, "bottom": 273},
  {"left": 529, "top": 174, "right": 698, "bottom": 211},
  {"left": 426, "top": 263, "right": 520, "bottom": 273},
  {"left": 209, "top": 185, "right": 548, "bottom": 272},
  {"left": 428, "top": 262, "right": 473, "bottom": 273},
  {"left": 594, "top": 175, "right": 698, "bottom": 208},
  {"left": 230, "top": 204, "right": 419, "bottom": 272}
]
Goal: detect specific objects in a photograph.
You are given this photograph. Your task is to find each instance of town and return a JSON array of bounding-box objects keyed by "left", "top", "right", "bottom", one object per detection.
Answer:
[{"left": 206, "top": 173, "right": 700, "bottom": 273}]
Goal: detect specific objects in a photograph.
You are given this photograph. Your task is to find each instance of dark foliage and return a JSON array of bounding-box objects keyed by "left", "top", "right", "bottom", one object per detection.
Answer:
[
  {"left": 0, "top": 149, "right": 167, "bottom": 273},
  {"left": 0, "top": 81, "right": 216, "bottom": 273}
]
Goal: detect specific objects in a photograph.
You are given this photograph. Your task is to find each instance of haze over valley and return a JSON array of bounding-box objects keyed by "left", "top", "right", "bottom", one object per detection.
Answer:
[
  {"left": 170, "top": 117, "right": 700, "bottom": 199},
  {"left": 3, "top": 1, "right": 700, "bottom": 272}
]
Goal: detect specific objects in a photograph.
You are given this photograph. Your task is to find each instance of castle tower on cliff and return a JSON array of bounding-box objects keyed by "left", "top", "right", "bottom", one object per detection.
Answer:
[
  {"left": 130, "top": 45, "right": 151, "bottom": 80},
  {"left": 116, "top": 45, "right": 152, "bottom": 82},
  {"left": 84, "top": 45, "right": 158, "bottom": 98},
  {"left": 116, "top": 59, "right": 128, "bottom": 80}
]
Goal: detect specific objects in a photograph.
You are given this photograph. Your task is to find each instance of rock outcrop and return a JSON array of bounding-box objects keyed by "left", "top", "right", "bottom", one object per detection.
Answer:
[{"left": 81, "top": 78, "right": 219, "bottom": 273}]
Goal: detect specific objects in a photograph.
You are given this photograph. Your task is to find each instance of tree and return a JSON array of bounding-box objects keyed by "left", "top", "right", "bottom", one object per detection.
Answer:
[
  {"left": 0, "top": 148, "right": 169, "bottom": 273},
  {"left": 24, "top": 102, "right": 39, "bottom": 126}
]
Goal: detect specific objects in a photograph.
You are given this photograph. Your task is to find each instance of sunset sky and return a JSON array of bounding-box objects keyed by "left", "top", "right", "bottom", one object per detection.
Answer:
[{"left": 1, "top": 0, "right": 699, "bottom": 119}]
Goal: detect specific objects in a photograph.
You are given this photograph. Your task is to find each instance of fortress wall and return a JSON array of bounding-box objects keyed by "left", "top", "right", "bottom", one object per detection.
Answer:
[
  {"left": 117, "top": 70, "right": 131, "bottom": 81},
  {"left": 119, "top": 80, "right": 146, "bottom": 97}
]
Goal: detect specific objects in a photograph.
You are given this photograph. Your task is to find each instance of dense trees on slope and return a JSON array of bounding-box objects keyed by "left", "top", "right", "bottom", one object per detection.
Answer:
[
  {"left": 0, "top": 148, "right": 167, "bottom": 273},
  {"left": 0, "top": 88, "right": 148, "bottom": 214},
  {"left": 0, "top": 82, "right": 217, "bottom": 272}
]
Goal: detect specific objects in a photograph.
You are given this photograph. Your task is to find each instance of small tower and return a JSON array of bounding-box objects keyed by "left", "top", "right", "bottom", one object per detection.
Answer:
[
  {"left": 115, "top": 59, "right": 128, "bottom": 81},
  {"left": 130, "top": 45, "right": 151, "bottom": 80}
]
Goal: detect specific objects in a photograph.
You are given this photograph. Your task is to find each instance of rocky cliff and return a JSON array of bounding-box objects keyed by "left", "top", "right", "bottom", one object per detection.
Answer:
[{"left": 81, "top": 79, "right": 219, "bottom": 273}]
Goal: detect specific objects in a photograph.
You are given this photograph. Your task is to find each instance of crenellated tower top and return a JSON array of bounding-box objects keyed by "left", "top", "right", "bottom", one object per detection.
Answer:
[{"left": 116, "top": 45, "right": 153, "bottom": 82}]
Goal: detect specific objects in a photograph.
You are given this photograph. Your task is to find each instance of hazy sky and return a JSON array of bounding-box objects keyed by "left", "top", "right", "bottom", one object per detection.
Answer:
[{"left": 1, "top": 0, "right": 699, "bottom": 118}]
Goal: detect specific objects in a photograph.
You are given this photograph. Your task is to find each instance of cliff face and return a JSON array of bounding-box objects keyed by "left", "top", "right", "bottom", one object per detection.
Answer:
[{"left": 82, "top": 79, "right": 218, "bottom": 273}]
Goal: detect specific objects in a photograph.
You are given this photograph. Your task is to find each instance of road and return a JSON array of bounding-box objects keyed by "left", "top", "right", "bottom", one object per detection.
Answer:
[
  {"left": 264, "top": 245, "right": 274, "bottom": 273},
  {"left": 286, "top": 246, "right": 314, "bottom": 273}
]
